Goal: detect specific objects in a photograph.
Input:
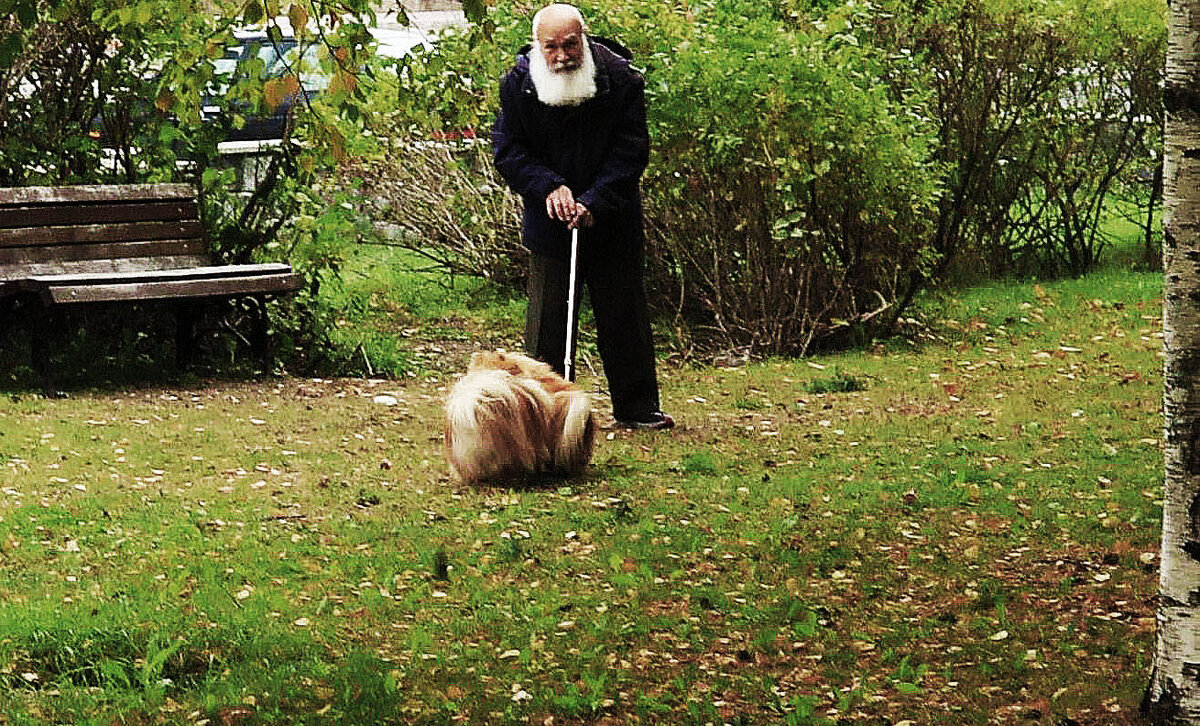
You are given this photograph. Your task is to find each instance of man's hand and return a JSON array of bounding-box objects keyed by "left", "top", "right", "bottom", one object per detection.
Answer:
[
  {"left": 571, "top": 206, "right": 594, "bottom": 229},
  {"left": 546, "top": 185, "right": 576, "bottom": 223},
  {"left": 546, "top": 185, "right": 594, "bottom": 229}
]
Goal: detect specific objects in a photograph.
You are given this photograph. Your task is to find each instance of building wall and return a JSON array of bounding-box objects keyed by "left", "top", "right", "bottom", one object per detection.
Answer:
[{"left": 402, "top": 0, "right": 461, "bottom": 12}]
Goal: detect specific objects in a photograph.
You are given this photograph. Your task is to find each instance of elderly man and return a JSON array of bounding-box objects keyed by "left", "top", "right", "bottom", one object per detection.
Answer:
[{"left": 492, "top": 3, "right": 673, "bottom": 430}]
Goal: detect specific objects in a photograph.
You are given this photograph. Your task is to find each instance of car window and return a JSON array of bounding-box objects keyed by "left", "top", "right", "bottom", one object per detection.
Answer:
[
  {"left": 267, "top": 44, "right": 330, "bottom": 91},
  {"left": 254, "top": 40, "right": 297, "bottom": 69},
  {"left": 213, "top": 49, "right": 240, "bottom": 77}
]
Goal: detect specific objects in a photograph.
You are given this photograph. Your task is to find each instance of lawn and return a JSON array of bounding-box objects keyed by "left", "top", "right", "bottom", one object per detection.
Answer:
[{"left": 0, "top": 254, "right": 1165, "bottom": 725}]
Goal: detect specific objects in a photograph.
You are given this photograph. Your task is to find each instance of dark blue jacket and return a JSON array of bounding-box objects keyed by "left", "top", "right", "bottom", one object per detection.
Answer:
[{"left": 492, "top": 37, "right": 649, "bottom": 261}]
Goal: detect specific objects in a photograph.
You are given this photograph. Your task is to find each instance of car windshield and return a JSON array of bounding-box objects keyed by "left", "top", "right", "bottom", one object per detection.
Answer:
[
  {"left": 213, "top": 49, "right": 240, "bottom": 77},
  {"left": 253, "top": 40, "right": 295, "bottom": 68},
  {"left": 266, "top": 43, "right": 329, "bottom": 91},
  {"left": 211, "top": 39, "right": 329, "bottom": 91}
]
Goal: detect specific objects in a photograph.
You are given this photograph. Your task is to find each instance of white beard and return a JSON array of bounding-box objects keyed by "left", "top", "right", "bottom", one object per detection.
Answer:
[{"left": 529, "top": 42, "right": 597, "bottom": 107}]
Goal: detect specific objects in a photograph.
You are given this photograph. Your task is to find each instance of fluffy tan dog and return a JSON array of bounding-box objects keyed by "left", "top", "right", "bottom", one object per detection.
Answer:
[{"left": 444, "top": 350, "right": 596, "bottom": 484}]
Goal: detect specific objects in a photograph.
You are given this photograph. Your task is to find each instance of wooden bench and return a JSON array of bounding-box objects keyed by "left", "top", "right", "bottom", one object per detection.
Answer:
[{"left": 0, "top": 183, "right": 303, "bottom": 395}]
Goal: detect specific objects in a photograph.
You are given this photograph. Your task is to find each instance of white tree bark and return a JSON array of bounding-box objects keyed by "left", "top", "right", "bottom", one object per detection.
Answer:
[{"left": 1146, "top": 0, "right": 1200, "bottom": 722}]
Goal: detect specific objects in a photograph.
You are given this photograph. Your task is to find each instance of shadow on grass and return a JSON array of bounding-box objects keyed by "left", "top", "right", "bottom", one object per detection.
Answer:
[
  {"left": 460, "top": 460, "right": 630, "bottom": 497},
  {"left": 0, "top": 301, "right": 286, "bottom": 397}
]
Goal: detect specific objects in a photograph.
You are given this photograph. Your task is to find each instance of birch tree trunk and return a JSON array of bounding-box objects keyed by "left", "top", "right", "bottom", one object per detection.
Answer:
[{"left": 1145, "top": 0, "right": 1200, "bottom": 721}]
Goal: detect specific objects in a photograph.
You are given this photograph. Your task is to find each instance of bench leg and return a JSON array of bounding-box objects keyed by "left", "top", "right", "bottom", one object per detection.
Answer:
[
  {"left": 25, "top": 299, "right": 61, "bottom": 398},
  {"left": 247, "top": 296, "right": 272, "bottom": 373},
  {"left": 174, "top": 301, "right": 200, "bottom": 370}
]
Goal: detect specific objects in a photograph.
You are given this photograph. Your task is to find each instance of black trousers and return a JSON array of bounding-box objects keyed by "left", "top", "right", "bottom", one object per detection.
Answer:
[{"left": 525, "top": 243, "right": 661, "bottom": 421}]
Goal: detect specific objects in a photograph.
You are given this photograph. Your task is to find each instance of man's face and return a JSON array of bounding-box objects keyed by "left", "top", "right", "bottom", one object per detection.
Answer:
[{"left": 536, "top": 20, "right": 585, "bottom": 73}]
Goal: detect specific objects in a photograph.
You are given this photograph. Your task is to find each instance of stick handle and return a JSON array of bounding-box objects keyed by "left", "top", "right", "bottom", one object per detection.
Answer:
[{"left": 564, "top": 227, "right": 580, "bottom": 381}]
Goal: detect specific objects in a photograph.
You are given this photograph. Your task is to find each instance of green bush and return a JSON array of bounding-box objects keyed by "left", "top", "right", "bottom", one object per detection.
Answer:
[
  {"left": 339, "top": 0, "right": 1164, "bottom": 359},
  {"left": 1, "top": 0, "right": 1165, "bottom": 371},
  {"left": 337, "top": 20, "right": 527, "bottom": 289},
  {"left": 873, "top": 0, "right": 1164, "bottom": 282},
  {"left": 1013, "top": 0, "right": 1164, "bottom": 276},
  {"left": 0, "top": 1, "right": 390, "bottom": 374},
  {"left": 629, "top": 1, "right": 941, "bottom": 356},
  {"left": 370, "top": 2, "right": 942, "bottom": 357},
  {"left": 343, "top": 132, "right": 527, "bottom": 289}
]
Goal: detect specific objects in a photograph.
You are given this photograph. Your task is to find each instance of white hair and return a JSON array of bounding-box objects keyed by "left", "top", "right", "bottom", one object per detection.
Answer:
[{"left": 531, "top": 3, "right": 589, "bottom": 39}]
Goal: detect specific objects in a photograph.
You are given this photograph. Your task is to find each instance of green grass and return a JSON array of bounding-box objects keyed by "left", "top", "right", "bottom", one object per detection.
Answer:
[
  {"left": 314, "top": 244, "right": 529, "bottom": 378},
  {"left": 0, "top": 241, "right": 1165, "bottom": 724},
  {"left": 802, "top": 367, "right": 869, "bottom": 395}
]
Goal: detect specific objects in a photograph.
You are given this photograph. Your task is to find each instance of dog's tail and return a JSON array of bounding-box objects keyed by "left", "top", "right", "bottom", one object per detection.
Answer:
[{"left": 553, "top": 390, "right": 597, "bottom": 474}]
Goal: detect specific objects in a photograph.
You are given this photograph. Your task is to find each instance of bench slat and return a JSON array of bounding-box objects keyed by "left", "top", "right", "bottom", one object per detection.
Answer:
[
  {"left": 0, "top": 255, "right": 211, "bottom": 282},
  {"left": 0, "top": 183, "right": 194, "bottom": 206},
  {"left": 26, "top": 263, "right": 295, "bottom": 285},
  {"left": 0, "top": 200, "right": 199, "bottom": 230},
  {"left": 0, "top": 220, "right": 203, "bottom": 248},
  {"left": 0, "top": 239, "right": 208, "bottom": 276},
  {"left": 41, "top": 272, "right": 303, "bottom": 304}
]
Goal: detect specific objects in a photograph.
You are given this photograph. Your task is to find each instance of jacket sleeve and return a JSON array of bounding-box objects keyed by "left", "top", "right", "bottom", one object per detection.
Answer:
[
  {"left": 492, "top": 73, "right": 566, "bottom": 203},
  {"left": 577, "top": 70, "right": 650, "bottom": 218}
]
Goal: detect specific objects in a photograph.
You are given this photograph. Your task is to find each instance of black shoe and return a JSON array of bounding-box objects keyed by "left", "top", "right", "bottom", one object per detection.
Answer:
[{"left": 617, "top": 411, "right": 675, "bottom": 430}]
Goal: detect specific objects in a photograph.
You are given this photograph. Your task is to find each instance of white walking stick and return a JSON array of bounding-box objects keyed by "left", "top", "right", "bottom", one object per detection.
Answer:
[{"left": 563, "top": 226, "right": 580, "bottom": 381}]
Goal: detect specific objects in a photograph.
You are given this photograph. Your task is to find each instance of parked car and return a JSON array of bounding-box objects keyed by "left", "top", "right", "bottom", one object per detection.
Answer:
[
  {"left": 203, "top": 31, "right": 322, "bottom": 141},
  {"left": 88, "top": 23, "right": 433, "bottom": 169},
  {"left": 204, "top": 26, "right": 430, "bottom": 141}
]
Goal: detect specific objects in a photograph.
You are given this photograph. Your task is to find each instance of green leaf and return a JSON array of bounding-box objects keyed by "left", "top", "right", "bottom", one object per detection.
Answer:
[
  {"left": 14, "top": 0, "right": 36, "bottom": 27},
  {"left": 99, "top": 659, "right": 131, "bottom": 689},
  {"left": 243, "top": 0, "right": 264, "bottom": 26},
  {"left": 0, "top": 33, "right": 21, "bottom": 68},
  {"left": 461, "top": 0, "right": 485, "bottom": 24},
  {"left": 289, "top": 3, "right": 309, "bottom": 37}
]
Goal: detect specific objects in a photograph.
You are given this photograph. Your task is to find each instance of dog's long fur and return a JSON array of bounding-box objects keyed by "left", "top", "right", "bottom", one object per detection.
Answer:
[{"left": 444, "top": 350, "right": 597, "bottom": 483}]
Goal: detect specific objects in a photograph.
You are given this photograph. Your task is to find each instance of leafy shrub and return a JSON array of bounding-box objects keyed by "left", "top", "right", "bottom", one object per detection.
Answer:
[
  {"left": 1, "top": 0, "right": 1166, "bottom": 374},
  {"left": 873, "top": 0, "right": 1164, "bottom": 282},
  {"left": 344, "top": 0, "right": 1163, "bottom": 359},
  {"left": 627, "top": 1, "right": 941, "bottom": 356},
  {"left": 345, "top": 134, "right": 526, "bottom": 288},
  {"left": 0, "top": 1, "right": 392, "bottom": 374},
  {"left": 1012, "top": 0, "right": 1164, "bottom": 276},
  {"left": 371, "top": 2, "right": 942, "bottom": 357},
  {"left": 337, "top": 21, "right": 527, "bottom": 289},
  {"left": 0, "top": 1, "right": 160, "bottom": 185}
]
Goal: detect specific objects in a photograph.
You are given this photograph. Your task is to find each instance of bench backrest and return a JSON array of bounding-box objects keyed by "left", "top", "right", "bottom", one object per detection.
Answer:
[{"left": 0, "top": 184, "right": 209, "bottom": 282}]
